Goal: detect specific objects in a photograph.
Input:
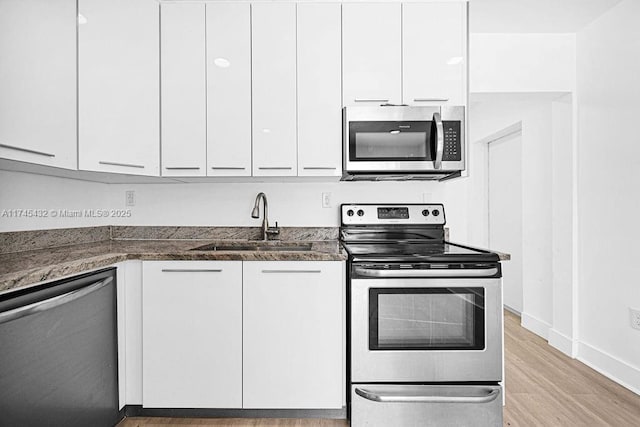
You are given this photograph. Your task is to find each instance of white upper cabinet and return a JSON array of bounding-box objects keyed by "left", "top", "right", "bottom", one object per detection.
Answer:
[
  {"left": 160, "top": 3, "right": 206, "bottom": 177},
  {"left": 251, "top": 2, "right": 297, "bottom": 176},
  {"left": 403, "top": 2, "right": 467, "bottom": 106},
  {"left": 142, "top": 261, "right": 243, "bottom": 409},
  {"left": 342, "top": 3, "right": 402, "bottom": 107},
  {"left": 0, "top": 0, "right": 77, "bottom": 170},
  {"left": 78, "top": 0, "right": 159, "bottom": 176},
  {"left": 206, "top": 2, "right": 252, "bottom": 177},
  {"left": 297, "top": 3, "right": 342, "bottom": 177}
]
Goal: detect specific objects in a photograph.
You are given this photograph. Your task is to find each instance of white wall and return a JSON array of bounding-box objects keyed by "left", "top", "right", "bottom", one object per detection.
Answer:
[
  {"left": 105, "top": 180, "right": 457, "bottom": 229},
  {"left": 467, "top": 94, "right": 562, "bottom": 338},
  {"left": 0, "top": 170, "right": 475, "bottom": 241},
  {"left": 0, "top": 170, "right": 111, "bottom": 231},
  {"left": 549, "top": 94, "right": 576, "bottom": 356},
  {"left": 470, "top": 33, "right": 576, "bottom": 93},
  {"left": 576, "top": 0, "right": 640, "bottom": 393}
]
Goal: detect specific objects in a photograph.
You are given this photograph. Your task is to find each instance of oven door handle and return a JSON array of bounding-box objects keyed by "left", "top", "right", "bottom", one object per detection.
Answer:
[
  {"left": 432, "top": 112, "right": 444, "bottom": 170},
  {"left": 353, "top": 266, "right": 498, "bottom": 278},
  {"left": 355, "top": 387, "right": 500, "bottom": 404}
]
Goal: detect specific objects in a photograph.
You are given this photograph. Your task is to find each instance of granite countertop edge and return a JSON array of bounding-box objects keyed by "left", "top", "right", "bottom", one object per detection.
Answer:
[{"left": 0, "top": 240, "right": 348, "bottom": 295}]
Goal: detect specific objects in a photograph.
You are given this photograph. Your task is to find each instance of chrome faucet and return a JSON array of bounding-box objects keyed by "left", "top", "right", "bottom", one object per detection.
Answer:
[{"left": 251, "top": 192, "right": 280, "bottom": 241}]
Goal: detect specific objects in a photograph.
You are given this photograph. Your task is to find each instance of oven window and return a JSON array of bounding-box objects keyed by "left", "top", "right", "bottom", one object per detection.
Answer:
[
  {"left": 349, "top": 121, "right": 432, "bottom": 161},
  {"left": 369, "top": 288, "right": 485, "bottom": 351}
]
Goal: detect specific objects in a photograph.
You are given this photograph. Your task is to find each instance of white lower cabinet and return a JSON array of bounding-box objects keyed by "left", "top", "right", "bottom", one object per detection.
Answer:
[
  {"left": 140, "top": 260, "right": 344, "bottom": 410},
  {"left": 142, "top": 261, "right": 243, "bottom": 408},
  {"left": 242, "top": 261, "right": 344, "bottom": 409}
]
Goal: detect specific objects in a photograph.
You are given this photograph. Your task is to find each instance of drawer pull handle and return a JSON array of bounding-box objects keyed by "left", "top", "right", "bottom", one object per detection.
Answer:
[
  {"left": 355, "top": 387, "right": 500, "bottom": 404},
  {"left": 161, "top": 269, "right": 223, "bottom": 273},
  {"left": 261, "top": 270, "right": 321, "bottom": 274},
  {"left": 303, "top": 167, "right": 337, "bottom": 170},
  {"left": 354, "top": 98, "right": 389, "bottom": 103},
  {"left": 258, "top": 167, "right": 293, "bottom": 170},
  {"left": 211, "top": 167, "right": 246, "bottom": 170},
  {"left": 165, "top": 167, "right": 201, "bottom": 170},
  {"left": 99, "top": 161, "right": 145, "bottom": 169},
  {"left": 413, "top": 98, "right": 449, "bottom": 102},
  {"left": 0, "top": 143, "right": 55, "bottom": 158}
]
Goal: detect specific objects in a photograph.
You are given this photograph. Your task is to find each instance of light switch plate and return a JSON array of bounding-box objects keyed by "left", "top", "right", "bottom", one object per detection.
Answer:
[{"left": 322, "top": 192, "right": 332, "bottom": 208}]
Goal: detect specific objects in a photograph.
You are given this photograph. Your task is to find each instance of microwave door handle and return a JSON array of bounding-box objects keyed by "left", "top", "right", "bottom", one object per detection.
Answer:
[{"left": 433, "top": 112, "right": 444, "bottom": 170}]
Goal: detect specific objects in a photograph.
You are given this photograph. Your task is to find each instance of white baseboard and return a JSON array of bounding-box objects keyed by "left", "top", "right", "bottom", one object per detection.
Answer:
[
  {"left": 548, "top": 328, "right": 577, "bottom": 357},
  {"left": 577, "top": 341, "right": 640, "bottom": 396},
  {"left": 521, "top": 312, "right": 551, "bottom": 340}
]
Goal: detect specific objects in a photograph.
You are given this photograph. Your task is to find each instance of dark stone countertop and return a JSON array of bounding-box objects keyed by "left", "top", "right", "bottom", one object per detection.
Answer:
[{"left": 0, "top": 239, "right": 347, "bottom": 294}]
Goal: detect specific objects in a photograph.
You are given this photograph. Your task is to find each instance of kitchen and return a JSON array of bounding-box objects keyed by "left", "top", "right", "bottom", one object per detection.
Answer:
[{"left": 1, "top": 0, "right": 639, "bottom": 426}]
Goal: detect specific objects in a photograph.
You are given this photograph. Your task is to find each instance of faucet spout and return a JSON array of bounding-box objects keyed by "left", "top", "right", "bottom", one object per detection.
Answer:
[{"left": 251, "top": 192, "right": 270, "bottom": 240}]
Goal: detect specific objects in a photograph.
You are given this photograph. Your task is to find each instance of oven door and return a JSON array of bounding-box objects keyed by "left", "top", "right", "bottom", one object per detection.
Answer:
[
  {"left": 351, "top": 384, "right": 502, "bottom": 427},
  {"left": 350, "top": 276, "right": 502, "bottom": 383}
]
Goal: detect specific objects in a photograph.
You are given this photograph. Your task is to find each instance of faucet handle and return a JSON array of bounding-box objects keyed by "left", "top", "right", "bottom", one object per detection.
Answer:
[{"left": 266, "top": 221, "right": 280, "bottom": 239}]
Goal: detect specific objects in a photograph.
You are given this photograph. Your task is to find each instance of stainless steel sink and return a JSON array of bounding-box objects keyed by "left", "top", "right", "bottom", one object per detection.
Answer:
[{"left": 190, "top": 242, "right": 313, "bottom": 252}]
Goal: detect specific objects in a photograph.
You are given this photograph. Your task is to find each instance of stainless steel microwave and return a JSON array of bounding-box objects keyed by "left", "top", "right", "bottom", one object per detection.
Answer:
[{"left": 342, "top": 105, "right": 465, "bottom": 181}]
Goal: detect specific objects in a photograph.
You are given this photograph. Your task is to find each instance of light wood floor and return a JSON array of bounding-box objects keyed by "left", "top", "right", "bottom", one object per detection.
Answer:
[{"left": 119, "top": 311, "right": 640, "bottom": 427}]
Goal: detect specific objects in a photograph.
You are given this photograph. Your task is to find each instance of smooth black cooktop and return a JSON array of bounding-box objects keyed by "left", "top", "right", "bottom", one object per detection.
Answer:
[{"left": 342, "top": 241, "right": 500, "bottom": 263}]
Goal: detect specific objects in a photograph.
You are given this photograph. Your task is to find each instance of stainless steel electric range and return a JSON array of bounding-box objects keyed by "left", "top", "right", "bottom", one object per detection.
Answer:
[{"left": 341, "top": 204, "right": 503, "bottom": 427}]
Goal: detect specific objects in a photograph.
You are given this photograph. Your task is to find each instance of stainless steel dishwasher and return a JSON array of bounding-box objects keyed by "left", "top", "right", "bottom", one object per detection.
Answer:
[{"left": 0, "top": 267, "right": 119, "bottom": 427}]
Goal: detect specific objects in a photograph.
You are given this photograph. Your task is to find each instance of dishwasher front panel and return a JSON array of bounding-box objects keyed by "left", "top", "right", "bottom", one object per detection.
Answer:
[{"left": 0, "top": 268, "right": 119, "bottom": 427}]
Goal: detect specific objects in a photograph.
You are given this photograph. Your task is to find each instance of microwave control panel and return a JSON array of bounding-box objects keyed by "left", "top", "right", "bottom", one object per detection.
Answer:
[{"left": 442, "top": 121, "right": 462, "bottom": 161}]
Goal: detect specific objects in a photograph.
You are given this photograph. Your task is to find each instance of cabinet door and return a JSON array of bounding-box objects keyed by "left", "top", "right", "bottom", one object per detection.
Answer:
[
  {"left": 0, "top": 0, "right": 76, "bottom": 170},
  {"left": 243, "top": 261, "right": 344, "bottom": 409},
  {"left": 78, "top": 0, "right": 159, "bottom": 176},
  {"left": 403, "top": 2, "right": 467, "bottom": 106},
  {"left": 206, "top": 2, "right": 252, "bottom": 177},
  {"left": 297, "top": 3, "right": 342, "bottom": 177},
  {"left": 342, "top": 3, "right": 401, "bottom": 107},
  {"left": 160, "top": 3, "right": 206, "bottom": 177},
  {"left": 251, "top": 2, "right": 297, "bottom": 176},
  {"left": 142, "top": 261, "right": 242, "bottom": 408}
]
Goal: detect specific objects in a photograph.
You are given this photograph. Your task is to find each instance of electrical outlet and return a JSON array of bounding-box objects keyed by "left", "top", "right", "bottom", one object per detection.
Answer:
[
  {"left": 125, "top": 190, "right": 136, "bottom": 207},
  {"left": 630, "top": 308, "right": 640, "bottom": 331},
  {"left": 322, "top": 192, "right": 332, "bottom": 208}
]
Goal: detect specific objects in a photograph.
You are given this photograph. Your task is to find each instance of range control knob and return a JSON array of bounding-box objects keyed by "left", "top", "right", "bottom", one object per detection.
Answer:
[
  {"left": 347, "top": 209, "right": 354, "bottom": 217},
  {"left": 422, "top": 209, "right": 430, "bottom": 217},
  {"left": 357, "top": 209, "right": 365, "bottom": 217},
  {"left": 432, "top": 209, "right": 440, "bottom": 217}
]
